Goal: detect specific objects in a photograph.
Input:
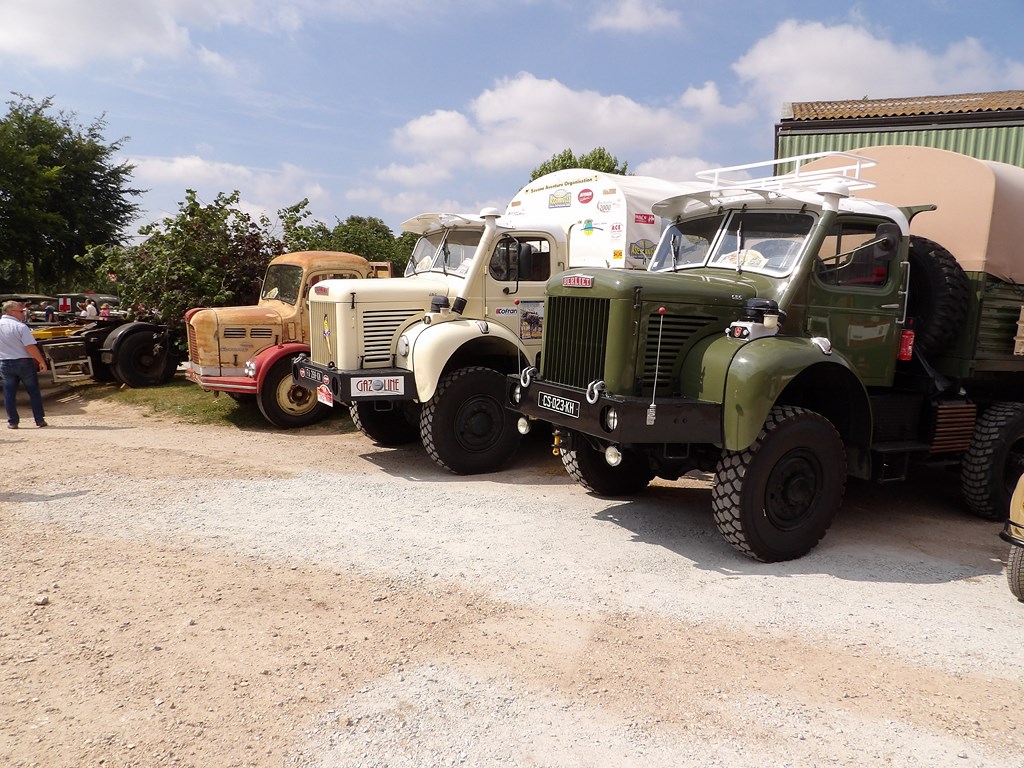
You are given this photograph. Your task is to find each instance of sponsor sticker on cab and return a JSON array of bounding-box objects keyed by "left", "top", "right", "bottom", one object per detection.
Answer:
[{"left": 634, "top": 213, "right": 656, "bottom": 225}]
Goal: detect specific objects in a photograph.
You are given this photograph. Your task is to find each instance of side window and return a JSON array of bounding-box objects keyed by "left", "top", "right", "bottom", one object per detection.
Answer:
[
  {"left": 816, "top": 220, "right": 890, "bottom": 287},
  {"left": 489, "top": 238, "right": 551, "bottom": 282}
]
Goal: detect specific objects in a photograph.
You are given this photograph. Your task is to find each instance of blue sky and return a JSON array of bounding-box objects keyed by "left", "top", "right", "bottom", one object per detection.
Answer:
[{"left": 2, "top": 0, "right": 1023, "bottom": 237}]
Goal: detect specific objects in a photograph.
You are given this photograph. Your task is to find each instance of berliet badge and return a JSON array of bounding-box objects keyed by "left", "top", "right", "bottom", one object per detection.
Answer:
[
  {"left": 322, "top": 314, "right": 330, "bottom": 341},
  {"left": 562, "top": 274, "right": 594, "bottom": 288}
]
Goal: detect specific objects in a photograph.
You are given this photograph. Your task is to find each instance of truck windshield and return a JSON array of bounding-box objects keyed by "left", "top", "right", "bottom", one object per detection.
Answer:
[
  {"left": 261, "top": 264, "right": 304, "bottom": 305},
  {"left": 650, "top": 211, "right": 815, "bottom": 276},
  {"left": 405, "top": 228, "right": 481, "bottom": 277}
]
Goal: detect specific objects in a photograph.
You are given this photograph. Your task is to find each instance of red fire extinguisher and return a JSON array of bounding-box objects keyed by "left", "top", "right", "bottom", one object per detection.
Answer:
[{"left": 898, "top": 319, "right": 915, "bottom": 361}]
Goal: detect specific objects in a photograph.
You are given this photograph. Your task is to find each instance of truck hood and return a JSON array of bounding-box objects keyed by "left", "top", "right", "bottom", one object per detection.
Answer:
[
  {"left": 316, "top": 275, "right": 453, "bottom": 306},
  {"left": 552, "top": 267, "right": 763, "bottom": 307},
  {"left": 190, "top": 304, "right": 285, "bottom": 326}
]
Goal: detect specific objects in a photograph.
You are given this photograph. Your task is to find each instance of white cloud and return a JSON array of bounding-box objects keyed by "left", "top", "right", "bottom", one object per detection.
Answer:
[
  {"left": 733, "top": 20, "right": 1024, "bottom": 114},
  {"left": 588, "top": 0, "right": 682, "bottom": 33},
  {"left": 634, "top": 155, "right": 714, "bottom": 182},
  {"left": 679, "top": 82, "right": 755, "bottom": 124},
  {"left": 128, "top": 154, "right": 329, "bottom": 224},
  {"left": 386, "top": 73, "right": 702, "bottom": 179}
]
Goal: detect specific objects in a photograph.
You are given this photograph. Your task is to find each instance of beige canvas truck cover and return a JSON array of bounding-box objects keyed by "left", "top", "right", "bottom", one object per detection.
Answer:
[
  {"left": 504, "top": 169, "right": 685, "bottom": 269},
  {"left": 802, "top": 145, "right": 1024, "bottom": 283}
]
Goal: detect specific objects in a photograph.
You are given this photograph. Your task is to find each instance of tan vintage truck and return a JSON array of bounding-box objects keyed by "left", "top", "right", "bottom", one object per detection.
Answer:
[{"left": 184, "top": 250, "right": 392, "bottom": 428}]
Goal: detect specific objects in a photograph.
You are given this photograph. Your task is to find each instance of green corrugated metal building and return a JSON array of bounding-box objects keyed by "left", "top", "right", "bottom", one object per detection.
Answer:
[{"left": 775, "top": 90, "right": 1024, "bottom": 169}]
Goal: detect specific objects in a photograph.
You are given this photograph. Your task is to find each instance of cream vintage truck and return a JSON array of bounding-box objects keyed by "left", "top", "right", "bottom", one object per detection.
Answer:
[
  {"left": 291, "top": 169, "right": 686, "bottom": 474},
  {"left": 184, "top": 250, "right": 392, "bottom": 428}
]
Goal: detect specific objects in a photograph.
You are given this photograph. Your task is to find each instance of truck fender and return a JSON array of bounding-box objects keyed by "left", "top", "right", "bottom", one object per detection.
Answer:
[
  {"left": 101, "top": 321, "right": 170, "bottom": 355},
  {"left": 407, "top": 319, "right": 526, "bottom": 402},
  {"left": 253, "top": 342, "right": 310, "bottom": 390},
  {"left": 693, "top": 334, "right": 870, "bottom": 453}
]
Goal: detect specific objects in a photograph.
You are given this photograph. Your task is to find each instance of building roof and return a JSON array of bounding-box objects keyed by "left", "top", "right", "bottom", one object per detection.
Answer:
[{"left": 783, "top": 91, "right": 1024, "bottom": 121}]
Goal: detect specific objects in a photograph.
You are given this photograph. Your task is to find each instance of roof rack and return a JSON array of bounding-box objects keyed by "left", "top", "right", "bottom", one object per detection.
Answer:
[{"left": 695, "top": 151, "right": 878, "bottom": 195}]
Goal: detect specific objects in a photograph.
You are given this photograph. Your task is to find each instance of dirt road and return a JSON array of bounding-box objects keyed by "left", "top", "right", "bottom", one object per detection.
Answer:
[{"left": 2, "top": 386, "right": 1021, "bottom": 767}]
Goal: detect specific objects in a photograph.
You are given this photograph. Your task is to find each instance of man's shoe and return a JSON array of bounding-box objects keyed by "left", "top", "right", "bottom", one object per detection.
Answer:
[
  {"left": 36, "top": 420, "right": 48, "bottom": 428},
  {"left": 7, "top": 423, "right": 17, "bottom": 429}
]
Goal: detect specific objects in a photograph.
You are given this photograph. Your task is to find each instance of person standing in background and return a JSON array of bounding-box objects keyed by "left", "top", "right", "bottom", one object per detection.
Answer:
[{"left": 0, "top": 300, "right": 48, "bottom": 429}]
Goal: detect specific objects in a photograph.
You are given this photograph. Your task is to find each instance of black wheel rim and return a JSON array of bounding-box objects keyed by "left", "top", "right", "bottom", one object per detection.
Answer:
[
  {"left": 763, "top": 448, "right": 824, "bottom": 531},
  {"left": 454, "top": 395, "right": 503, "bottom": 453}
]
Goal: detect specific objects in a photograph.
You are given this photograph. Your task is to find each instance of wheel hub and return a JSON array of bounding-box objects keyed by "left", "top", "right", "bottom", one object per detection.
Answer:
[{"left": 765, "top": 451, "right": 822, "bottom": 530}]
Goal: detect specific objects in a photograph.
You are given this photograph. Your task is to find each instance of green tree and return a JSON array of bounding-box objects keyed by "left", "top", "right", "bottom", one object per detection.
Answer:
[
  {"left": 0, "top": 94, "right": 141, "bottom": 293},
  {"left": 529, "top": 147, "right": 630, "bottom": 181},
  {"left": 329, "top": 215, "right": 405, "bottom": 275},
  {"left": 82, "top": 190, "right": 283, "bottom": 344}
]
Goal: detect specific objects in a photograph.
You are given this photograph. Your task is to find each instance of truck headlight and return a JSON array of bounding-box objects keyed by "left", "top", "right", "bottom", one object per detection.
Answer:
[
  {"left": 244, "top": 359, "right": 256, "bottom": 377},
  {"left": 397, "top": 334, "right": 410, "bottom": 357},
  {"left": 602, "top": 407, "right": 619, "bottom": 432}
]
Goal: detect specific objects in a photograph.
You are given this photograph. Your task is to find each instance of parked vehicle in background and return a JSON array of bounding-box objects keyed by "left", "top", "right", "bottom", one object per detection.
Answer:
[
  {"left": 184, "top": 251, "right": 393, "bottom": 428},
  {"left": 33, "top": 313, "right": 179, "bottom": 387},
  {"left": 510, "top": 146, "right": 1024, "bottom": 561},
  {"left": 292, "top": 170, "right": 686, "bottom": 474},
  {"left": 1002, "top": 475, "right": 1024, "bottom": 602}
]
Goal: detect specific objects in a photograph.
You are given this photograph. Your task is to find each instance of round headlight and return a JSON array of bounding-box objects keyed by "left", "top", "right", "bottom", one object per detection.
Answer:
[
  {"left": 604, "top": 445, "right": 623, "bottom": 467},
  {"left": 517, "top": 417, "right": 531, "bottom": 435},
  {"left": 603, "top": 407, "right": 619, "bottom": 432},
  {"left": 397, "top": 335, "right": 410, "bottom": 357}
]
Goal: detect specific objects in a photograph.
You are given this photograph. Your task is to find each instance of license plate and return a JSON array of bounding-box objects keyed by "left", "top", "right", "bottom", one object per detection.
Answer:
[
  {"left": 316, "top": 383, "right": 334, "bottom": 407},
  {"left": 298, "top": 365, "right": 321, "bottom": 381},
  {"left": 538, "top": 391, "right": 580, "bottom": 418}
]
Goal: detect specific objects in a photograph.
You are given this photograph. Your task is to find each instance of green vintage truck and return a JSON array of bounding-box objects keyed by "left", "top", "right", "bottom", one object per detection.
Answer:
[{"left": 510, "top": 145, "right": 1024, "bottom": 562}]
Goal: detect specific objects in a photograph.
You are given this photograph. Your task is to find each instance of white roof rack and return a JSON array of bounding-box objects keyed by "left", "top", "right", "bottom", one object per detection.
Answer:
[{"left": 696, "top": 151, "right": 878, "bottom": 195}]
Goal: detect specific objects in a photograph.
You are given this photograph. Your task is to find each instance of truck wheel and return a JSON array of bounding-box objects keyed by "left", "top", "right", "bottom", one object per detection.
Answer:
[
  {"left": 561, "top": 434, "right": 654, "bottom": 495},
  {"left": 1009, "top": 547, "right": 1024, "bottom": 602},
  {"left": 960, "top": 403, "right": 1024, "bottom": 520},
  {"left": 257, "top": 358, "right": 330, "bottom": 429},
  {"left": 350, "top": 401, "right": 420, "bottom": 445},
  {"left": 112, "top": 332, "right": 178, "bottom": 387},
  {"left": 712, "top": 405, "right": 846, "bottom": 562},
  {"left": 89, "top": 352, "right": 116, "bottom": 382},
  {"left": 420, "top": 366, "right": 519, "bottom": 474},
  {"left": 907, "top": 236, "right": 969, "bottom": 357}
]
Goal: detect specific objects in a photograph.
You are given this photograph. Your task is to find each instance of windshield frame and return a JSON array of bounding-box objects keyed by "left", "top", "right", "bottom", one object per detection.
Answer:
[
  {"left": 405, "top": 227, "right": 482, "bottom": 278},
  {"left": 260, "top": 263, "right": 304, "bottom": 305},
  {"left": 649, "top": 209, "right": 818, "bottom": 277}
]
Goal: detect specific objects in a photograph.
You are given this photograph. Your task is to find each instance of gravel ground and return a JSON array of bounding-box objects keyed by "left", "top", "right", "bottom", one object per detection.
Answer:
[{"left": 1, "top": 383, "right": 1022, "bottom": 767}]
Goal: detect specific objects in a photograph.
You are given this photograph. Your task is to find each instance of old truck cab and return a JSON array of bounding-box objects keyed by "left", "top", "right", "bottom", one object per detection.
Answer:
[{"left": 185, "top": 250, "right": 391, "bottom": 428}]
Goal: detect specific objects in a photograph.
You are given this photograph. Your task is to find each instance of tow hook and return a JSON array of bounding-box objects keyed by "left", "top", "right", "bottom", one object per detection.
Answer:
[{"left": 552, "top": 430, "right": 563, "bottom": 457}]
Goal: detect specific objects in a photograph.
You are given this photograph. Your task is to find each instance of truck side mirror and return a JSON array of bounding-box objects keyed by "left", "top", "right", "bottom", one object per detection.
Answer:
[{"left": 873, "top": 223, "right": 901, "bottom": 261}]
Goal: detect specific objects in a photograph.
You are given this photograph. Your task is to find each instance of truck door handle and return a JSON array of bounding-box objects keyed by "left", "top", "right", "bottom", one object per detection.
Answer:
[{"left": 880, "top": 304, "right": 900, "bottom": 309}]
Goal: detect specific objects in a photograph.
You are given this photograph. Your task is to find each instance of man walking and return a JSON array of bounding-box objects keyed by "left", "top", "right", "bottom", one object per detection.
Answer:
[{"left": 0, "top": 300, "right": 48, "bottom": 428}]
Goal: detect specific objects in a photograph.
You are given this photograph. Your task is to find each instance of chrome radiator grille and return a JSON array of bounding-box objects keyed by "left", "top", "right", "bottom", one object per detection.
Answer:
[{"left": 308, "top": 299, "right": 336, "bottom": 363}]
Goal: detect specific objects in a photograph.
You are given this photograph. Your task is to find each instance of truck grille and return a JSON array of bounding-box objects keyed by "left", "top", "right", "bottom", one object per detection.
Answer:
[
  {"left": 308, "top": 300, "right": 336, "bottom": 363},
  {"left": 187, "top": 323, "right": 198, "bottom": 362},
  {"left": 640, "top": 313, "right": 719, "bottom": 393},
  {"left": 542, "top": 296, "right": 610, "bottom": 389},
  {"left": 362, "top": 309, "right": 421, "bottom": 364}
]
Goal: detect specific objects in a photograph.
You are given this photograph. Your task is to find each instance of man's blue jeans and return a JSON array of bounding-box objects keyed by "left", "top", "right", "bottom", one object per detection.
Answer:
[{"left": 1, "top": 359, "right": 45, "bottom": 426}]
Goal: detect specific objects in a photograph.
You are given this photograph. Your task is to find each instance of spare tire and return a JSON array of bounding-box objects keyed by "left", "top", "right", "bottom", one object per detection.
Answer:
[{"left": 906, "top": 236, "right": 969, "bottom": 357}]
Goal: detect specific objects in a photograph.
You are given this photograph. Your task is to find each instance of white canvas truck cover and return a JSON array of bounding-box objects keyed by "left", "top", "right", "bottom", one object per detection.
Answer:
[
  {"left": 504, "top": 169, "right": 685, "bottom": 269},
  {"left": 803, "top": 145, "right": 1024, "bottom": 283}
]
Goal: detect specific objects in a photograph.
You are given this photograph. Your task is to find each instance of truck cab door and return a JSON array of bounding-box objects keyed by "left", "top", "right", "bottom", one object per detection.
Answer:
[
  {"left": 804, "top": 217, "right": 904, "bottom": 386},
  {"left": 483, "top": 236, "right": 552, "bottom": 350}
]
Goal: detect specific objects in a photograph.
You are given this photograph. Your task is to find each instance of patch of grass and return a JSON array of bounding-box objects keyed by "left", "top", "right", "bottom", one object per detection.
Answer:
[{"left": 86, "top": 375, "right": 354, "bottom": 431}]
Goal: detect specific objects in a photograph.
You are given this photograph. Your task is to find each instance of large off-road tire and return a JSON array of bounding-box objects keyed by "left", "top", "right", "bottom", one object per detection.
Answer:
[
  {"left": 350, "top": 401, "right": 420, "bottom": 446},
  {"left": 561, "top": 434, "right": 654, "bottom": 496},
  {"left": 257, "top": 358, "right": 330, "bottom": 429},
  {"left": 1008, "top": 546, "right": 1024, "bottom": 602},
  {"left": 960, "top": 403, "right": 1024, "bottom": 520},
  {"left": 112, "top": 331, "right": 178, "bottom": 388},
  {"left": 419, "top": 366, "right": 519, "bottom": 475},
  {"left": 712, "top": 405, "right": 846, "bottom": 562},
  {"left": 906, "top": 236, "right": 969, "bottom": 357}
]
